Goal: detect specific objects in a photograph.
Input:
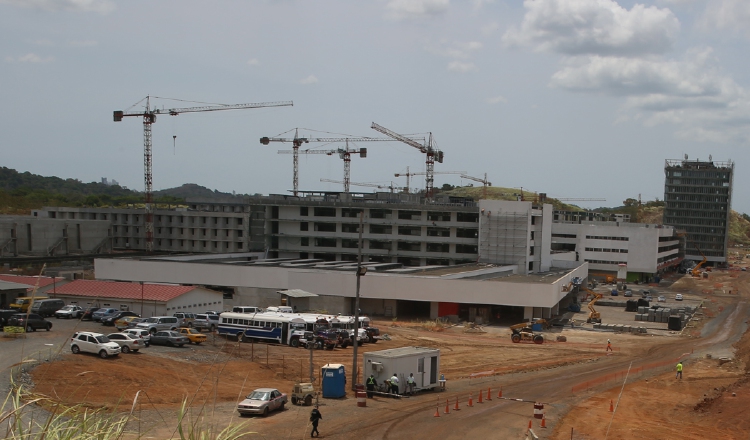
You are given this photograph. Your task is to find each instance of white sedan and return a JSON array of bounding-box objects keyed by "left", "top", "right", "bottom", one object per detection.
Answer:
[
  {"left": 55, "top": 305, "right": 83, "bottom": 319},
  {"left": 106, "top": 333, "right": 144, "bottom": 353},
  {"left": 237, "top": 388, "right": 287, "bottom": 417},
  {"left": 675, "top": 294, "right": 684, "bottom": 301}
]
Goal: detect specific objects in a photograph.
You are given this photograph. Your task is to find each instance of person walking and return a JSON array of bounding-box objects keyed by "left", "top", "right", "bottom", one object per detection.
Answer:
[
  {"left": 310, "top": 405, "right": 322, "bottom": 437},
  {"left": 606, "top": 339, "right": 612, "bottom": 352},
  {"left": 676, "top": 361, "right": 683, "bottom": 379},
  {"left": 406, "top": 373, "right": 416, "bottom": 395},
  {"left": 366, "top": 374, "right": 377, "bottom": 398},
  {"left": 390, "top": 373, "right": 400, "bottom": 395}
]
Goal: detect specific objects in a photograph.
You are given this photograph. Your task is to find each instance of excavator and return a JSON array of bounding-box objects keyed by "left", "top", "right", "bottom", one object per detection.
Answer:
[
  {"left": 509, "top": 322, "right": 544, "bottom": 344},
  {"left": 580, "top": 285, "right": 603, "bottom": 323}
]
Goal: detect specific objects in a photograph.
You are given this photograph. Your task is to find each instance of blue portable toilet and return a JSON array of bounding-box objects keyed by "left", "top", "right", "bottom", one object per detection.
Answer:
[{"left": 321, "top": 363, "right": 346, "bottom": 398}]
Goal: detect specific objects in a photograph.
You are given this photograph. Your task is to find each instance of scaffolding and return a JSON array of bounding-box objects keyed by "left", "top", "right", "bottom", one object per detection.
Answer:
[{"left": 479, "top": 212, "right": 528, "bottom": 267}]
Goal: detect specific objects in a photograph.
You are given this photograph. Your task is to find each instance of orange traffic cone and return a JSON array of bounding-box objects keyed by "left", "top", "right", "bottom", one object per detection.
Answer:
[
  {"left": 609, "top": 399, "right": 614, "bottom": 412},
  {"left": 444, "top": 399, "right": 450, "bottom": 414},
  {"left": 434, "top": 406, "right": 440, "bottom": 417},
  {"left": 498, "top": 386, "right": 503, "bottom": 398},
  {"left": 487, "top": 387, "right": 492, "bottom": 401},
  {"left": 528, "top": 420, "right": 532, "bottom": 430},
  {"left": 468, "top": 393, "right": 474, "bottom": 407},
  {"left": 454, "top": 396, "right": 461, "bottom": 411},
  {"left": 541, "top": 414, "right": 547, "bottom": 428},
  {"left": 478, "top": 390, "right": 484, "bottom": 403}
]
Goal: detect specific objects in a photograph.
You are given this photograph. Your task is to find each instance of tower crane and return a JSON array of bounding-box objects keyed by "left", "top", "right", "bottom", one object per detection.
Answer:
[
  {"left": 114, "top": 95, "right": 293, "bottom": 253},
  {"left": 260, "top": 130, "right": 422, "bottom": 196},
  {"left": 320, "top": 178, "right": 404, "bottom": 193},
  {"left": 394, "top": 170, "right": 466, "bottom": 194},
  {"left": 276, "top": 141, "right": 367, "bottom": 194},
  {"left": 371, "top": 122, "right": 444, "bottom": 199},
  {"left": 460, "top": 173, "right": 492, "bottom": 199}
]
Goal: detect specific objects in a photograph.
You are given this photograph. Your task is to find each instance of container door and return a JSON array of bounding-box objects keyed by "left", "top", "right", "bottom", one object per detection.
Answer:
[{"left": 430, "top": 356, "right": 438, "bottom": 384}]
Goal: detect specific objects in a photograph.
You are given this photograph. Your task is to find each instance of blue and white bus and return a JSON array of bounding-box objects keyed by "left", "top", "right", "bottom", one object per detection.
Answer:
[{"left": 218, "top": 311, "right": 331, "bottom": 345}]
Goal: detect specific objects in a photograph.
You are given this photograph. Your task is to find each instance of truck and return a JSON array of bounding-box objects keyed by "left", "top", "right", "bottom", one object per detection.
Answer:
[
  {"left": 10, "top": 296, "right": 48, "bottom": 313},
  {"left": 509, "top": 322, "right": 544, "bottom": 344},
  {"left": 363, "top": 346, "right": 441, "bottom": 395}
]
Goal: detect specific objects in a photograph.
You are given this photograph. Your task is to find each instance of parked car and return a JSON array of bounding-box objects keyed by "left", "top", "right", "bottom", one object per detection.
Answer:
[
  {"left": 623, "top": 290, "right": 633, "bottom": 297},
  {"left": 193, "top": 313, "right": 220, "bottom": 332},
  {"left": 173, "top": 312, "right": 195, "bottom": 327},
  {"left": 122, "top": 328, "right": 151, "bottom": 346},
  {"left": 102, "top": 311, "right": 140, "bottom": 326},
  {"left": 675, "top": 294, "right": 684, "bottom": 301},
  {"left": 657, "top": 295, "right": 666, "bottom": 302},
  {"left": 237, "top": 388, "right": 287, "bottom": 417},
  {"left": 81, "top": 307, "right": 101, "bottom": 321},
  {"left": 8, "top": 313, "right": 52, "bottom": 332},
  {"left": 115, "top": 316, "right": 142, "bottom": 330},
  {"left": 149, "top": 330, "right": 189, "bottom": 347},
  {"left": 106, "top": 332, "right": 143, "bottom": 353},
  {"left": 30, "top": 299, "right": 65, "bottom": 317},
  {"left": 610, "top": 289, "right": 618, "bottom": 296},
  {"left": 641, "top": 290, "right": 651, "bottom": 298},
  {"left": 55, "top": 305, "right": 84, "bottom": 319},
  {"left": 135, "top": 316, "right": 180, "bottom": 334},
  {"left": 0, "top": 309, "right": 19, "bottom": 329},
  {"left": 177, "top": 327, "right": 207, "bottom": 344},
  {"left": 92, "top": 308, "right": 118, "bottom": 322},
  {"left": 70, "top": 331, "right": 121, "bottom": 358}
]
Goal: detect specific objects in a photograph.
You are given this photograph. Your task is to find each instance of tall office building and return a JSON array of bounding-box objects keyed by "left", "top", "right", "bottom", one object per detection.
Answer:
[{"left": 663, "top": 157, "right": 734, "bottom": 265}]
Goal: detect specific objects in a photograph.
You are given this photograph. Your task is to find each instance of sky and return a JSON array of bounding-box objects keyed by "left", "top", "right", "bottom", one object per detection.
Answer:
[{"left": 1, "top": 0, "right": 749, "bottom": 213}]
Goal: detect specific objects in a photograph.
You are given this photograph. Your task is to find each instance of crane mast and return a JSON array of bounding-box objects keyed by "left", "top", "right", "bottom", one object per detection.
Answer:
[
  {"left": 371, "top": 122, "right": 444, "bottom": 200},
  {"left": 114, "top": 95, "right": 292, "bottom": 252},
  {"left": 460, "top": 173, "right": 492, "bottom": 199},
  {"left": 394, "top": 170, "right": 465, "bottom": 194}
]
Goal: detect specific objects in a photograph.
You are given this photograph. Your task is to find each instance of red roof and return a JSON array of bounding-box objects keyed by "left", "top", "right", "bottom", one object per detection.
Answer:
[
  {"left": 0, "top": 274, "right": 59, "bottom": 290},
  {"left": 52, "top": 280, "right": 202, "bottom": 302}
]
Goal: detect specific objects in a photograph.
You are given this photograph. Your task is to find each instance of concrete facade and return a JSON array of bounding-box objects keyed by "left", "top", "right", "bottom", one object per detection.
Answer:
[{"left": 0, "top": 215, "right": 111, "bottom": 257}]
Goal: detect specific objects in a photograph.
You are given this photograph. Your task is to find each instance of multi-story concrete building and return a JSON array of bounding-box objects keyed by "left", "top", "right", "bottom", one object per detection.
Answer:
[
  {"left": 0, "top": 215, "right": 112, "bottom": 257},
  {"left": 663, "top": 157, "right": 734, "bottom": 265}
]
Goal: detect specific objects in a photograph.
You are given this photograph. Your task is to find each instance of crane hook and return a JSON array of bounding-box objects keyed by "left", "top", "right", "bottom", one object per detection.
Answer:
[{"left": 173, "top": 135, "right": 177, "bottom": 154}]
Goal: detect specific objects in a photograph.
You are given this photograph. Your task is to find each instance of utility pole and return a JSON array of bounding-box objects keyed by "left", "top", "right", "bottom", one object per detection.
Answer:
[{"left": 352, "top": 211, "right": 365, "bottom": 390}]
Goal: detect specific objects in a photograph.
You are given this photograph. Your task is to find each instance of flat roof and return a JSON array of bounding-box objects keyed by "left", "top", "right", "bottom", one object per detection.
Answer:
[{"left": 364, "top": 346, "right": 440, "bottom": 358}]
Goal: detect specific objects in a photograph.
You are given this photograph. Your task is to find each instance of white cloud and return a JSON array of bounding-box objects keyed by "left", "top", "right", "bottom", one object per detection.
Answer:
[
  {"left": 699, "top": 0, "right": 750, "bottom": 35},
  {"left": 472, "top": 0, "right": 494, "bottom": 10},
  {"left": 550, "top": 48, "right": 750, "bottom": 143},
  {"left": 0, "top": 0, "right": 115, "bottom": 13},
  {"left": 447, "top": 61, "right": 476, "bottom": 72},
  {"left": 5, "top": 53, "right": 54, "bottom": 63},
  {"left": 385, "top": 0, "right": 449, "bottom": 20},
  {"left": 503, "top": 0, "right": 680, "bottom": 56},
  {"left": 247, "top": 58, "right": 260, "bottom": 66},
  {"left": 300, "top": 75, "right": 318, "bottom": 84},
  {"left": 481, "top": 22, "right": 499, "bottom": 36},
  {"left": 486, "top": 95, "right": 507, "bottom": 104}
]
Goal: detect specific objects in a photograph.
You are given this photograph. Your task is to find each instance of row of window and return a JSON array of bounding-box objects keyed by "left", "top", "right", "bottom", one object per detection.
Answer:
[
  {"left": 666, "top": 186, "right": 729, "bottom": 194},
  {"left": 585, "top": 236, "right": 629, "bottom": 241},
  {"left": 552, "top": 233, "right": 577, "bottom": 239},
  {"left": 658, "top": 244, "right": 680, "bottom": 253},
  {"left": 667, "top": 170, "right": 731, "bottom": 179},
  {"left": 113, "top": 226, "right": 244, "bottom": 237},
  {"left": 585, "top": 248, "right": 628, "bottom": 253},
  {"left": 113, "top": 238, "right": 244, "bottom": 250},
  {"left": 666, "top": 179, "right": 730, "bottom": 187},
  {"left": 222, "top": 318, "right": 282, "bottom": 327},
  {"left": 296, "top": 238, "right": 476, "bottom": 254},
  {"left": 585, "top": 259, "right": 627, "bottom": 265},
  {"left": 297, "top": 207, "right": 479, "bottom": 223}
]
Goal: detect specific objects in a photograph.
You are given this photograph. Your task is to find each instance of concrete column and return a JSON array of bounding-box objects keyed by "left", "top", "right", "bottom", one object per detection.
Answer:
[
  {"left": 523, "top": 306, "right": 534, "bottom": 321},
  {"left": 429, "top": 302, "right": 439, "bottom": 319}
]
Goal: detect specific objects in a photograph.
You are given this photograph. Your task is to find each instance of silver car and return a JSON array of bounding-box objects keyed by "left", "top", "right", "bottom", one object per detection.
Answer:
[
  {"left": 149, "top": 330, "right": 189, "bottom": 347},
  {"left": 237, "top": 388, "right": 287, "bottom": 417},
  {"left": 106, "top": 332, "right": 144, "bottom": 353},
  {"left": 122, "top": 328, "right": 151, "bottom": 346}
]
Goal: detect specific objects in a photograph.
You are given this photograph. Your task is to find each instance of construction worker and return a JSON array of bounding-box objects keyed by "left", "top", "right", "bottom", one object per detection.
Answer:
[
  {"left": 366, "top": 374, "right": 377, "bottom": 398},
  {"left": 676, "top": 361, "right": 683, "bottom": 379},
  {"left": 390, "top": 373, "right": 400, "bottom": 395},
  {"left": 606, "top": 339, "right": 612, "bottom": 352},
  {"left": 406, "top": 373, "right": 416, "bottom": 395},
  {"left": 309, "top": 405, "right": 322, "bottom": 437}
]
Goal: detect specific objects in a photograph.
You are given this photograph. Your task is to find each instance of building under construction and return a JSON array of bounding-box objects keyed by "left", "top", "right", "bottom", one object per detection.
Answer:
[{"left": 663, "top": 157, "right": 734, "bottom": 265}]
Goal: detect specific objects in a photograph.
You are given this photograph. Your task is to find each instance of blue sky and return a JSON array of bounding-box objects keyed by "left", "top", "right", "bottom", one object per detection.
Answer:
[{"left": 1, "top": 0, "right": 748, "bottom": 212}]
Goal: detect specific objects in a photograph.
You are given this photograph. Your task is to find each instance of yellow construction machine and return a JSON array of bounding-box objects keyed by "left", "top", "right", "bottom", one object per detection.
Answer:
[
  {"left": 691, "top": 244, "right": 708, "bottom": 278},
  {"left": 509, "top": 322, "right": 544, "bottom": 344},
  {"left": 581, "top": 286, "right": 603, "bottom": 323}
]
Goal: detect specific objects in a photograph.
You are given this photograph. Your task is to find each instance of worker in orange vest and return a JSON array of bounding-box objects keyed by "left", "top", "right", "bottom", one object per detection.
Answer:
[{"left": 606, "top": 339, "right": 612, "bottom": 352}]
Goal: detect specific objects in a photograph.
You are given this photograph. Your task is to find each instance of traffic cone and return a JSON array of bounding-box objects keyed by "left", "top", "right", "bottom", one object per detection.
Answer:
[
  {"left": 468, "top": 393, "right": 474, "bottom": 407},
  {"left": 444, "top": 399, "right": 450, "bottom": 414},
  {"left": 528, "top": 420, "right": 532, "bottom": 430},
  {"left": 454, "top": 396, "right": 460, "bottom": 411},
  {"left": 609, "top": 399, "right": 614, "bottom": 412},
  {"left": 541, "top": 414, "right": 547, "bottom": 428},
  {"left": 434, "top": 398, "right": 440, "bottom": 417},
  {"left": 478, "top": 390, "right": 483, "bottom": 403},
  {"left": 487, "top": 387, "right": 492, "bottom": 401},
  {"left": 498, "top": 386, "right": 503, "bottom": 398}
]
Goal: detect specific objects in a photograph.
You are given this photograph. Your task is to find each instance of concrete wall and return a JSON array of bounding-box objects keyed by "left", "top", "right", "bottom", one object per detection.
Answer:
[
  {"left": 0, "top": 215, "right": 111, "bottom": 256},
  {"left": 165, "top": 288, "right": 224, "bottom": 315}
]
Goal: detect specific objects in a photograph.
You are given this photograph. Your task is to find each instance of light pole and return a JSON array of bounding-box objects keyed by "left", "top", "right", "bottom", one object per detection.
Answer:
[
  {"left": 351, "top": 211, "right": 366, "bottom": 390},
  {"left": 140, "top": 282, "right": 144, "bottom": 316}
]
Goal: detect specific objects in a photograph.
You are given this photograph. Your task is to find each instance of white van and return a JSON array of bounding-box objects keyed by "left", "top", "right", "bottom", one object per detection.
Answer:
[
  {"left": 265, "top": 306, "right": 294, "bottom": 314},
  {"left": 232, "top": 306, "right": 263, "bottom": 314}
]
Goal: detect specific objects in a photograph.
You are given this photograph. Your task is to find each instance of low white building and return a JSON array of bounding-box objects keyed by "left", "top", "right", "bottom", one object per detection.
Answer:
[{"left": 51, "top": 279, "right": 224, "bottom": 318}]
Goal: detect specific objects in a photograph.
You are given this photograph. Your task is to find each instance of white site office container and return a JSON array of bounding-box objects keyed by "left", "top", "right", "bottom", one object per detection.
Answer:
[{"left": 363, "top": 346, "right": 440, "bottom": 393}]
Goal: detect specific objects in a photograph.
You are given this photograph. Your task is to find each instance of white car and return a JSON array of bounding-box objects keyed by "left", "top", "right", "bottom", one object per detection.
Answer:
[
  {"left": 70, "top": 331, "right": 121, "bottom": 358},
  {"left": 107, "top": 332, "right": 143, "bottom": 353},
  {"left": 237, "top": 388, "right": 288, "bottom": 417},
  {"left": 122, "top": 328, "right": 151, "bottom": 346},
  {"left": 675, "top": 294, "right": 684, "bottom": 301},
  {"left": 55, "top": 305, "right": 83, "bottom": 319},
  {"left": 657, "top": 295, "right": 666, "bottom": 302}
]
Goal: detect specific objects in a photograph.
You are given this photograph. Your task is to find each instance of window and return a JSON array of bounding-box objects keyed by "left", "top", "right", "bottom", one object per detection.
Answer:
[{"left": 300, "top": 222, "right": 309, "bottom": 231}]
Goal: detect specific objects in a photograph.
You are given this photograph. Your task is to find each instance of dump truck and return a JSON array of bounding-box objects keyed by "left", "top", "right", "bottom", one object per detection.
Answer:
[{"left": 509, "top": 322, "right": 544, "bottom": 344}]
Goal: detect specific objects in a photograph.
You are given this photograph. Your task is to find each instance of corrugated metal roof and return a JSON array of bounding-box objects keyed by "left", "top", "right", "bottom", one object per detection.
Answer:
[
  {"left": 0, "top": 275, "right": 59, "bottom": 289},
  {"left": 52, "top": 280, "right": 212, "bottom": 302},
  {"left": 278, "top": 289, "right": 318, "bottom": 298}
]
